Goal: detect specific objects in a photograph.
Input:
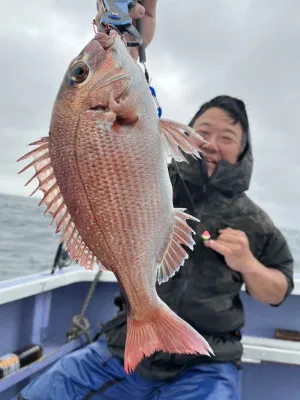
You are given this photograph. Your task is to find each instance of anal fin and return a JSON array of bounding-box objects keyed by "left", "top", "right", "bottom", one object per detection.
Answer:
[
  {"left": 160, "top": 118, "right": 207, "bottom": 163},
  {"left": 157, "top": 208, "right": 199, "bottom": 284}
]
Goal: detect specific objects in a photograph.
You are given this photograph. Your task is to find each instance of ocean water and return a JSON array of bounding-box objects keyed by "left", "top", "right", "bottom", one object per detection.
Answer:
[
  {"left": 0, "top": 192, "right": 299, "bottom": 282},
  {"left": 0, "top": 192, "right": 61, "bottom": 281}
]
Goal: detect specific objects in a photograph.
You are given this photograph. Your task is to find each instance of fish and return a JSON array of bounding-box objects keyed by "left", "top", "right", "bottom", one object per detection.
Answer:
[{"left": 17, "top": 29, "right": 214, "bottom": 373}]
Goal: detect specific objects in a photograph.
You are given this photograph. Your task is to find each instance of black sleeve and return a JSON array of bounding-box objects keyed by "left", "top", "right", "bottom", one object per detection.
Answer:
[
  {"left": 168, "top": 161, "right": 180, "bottom": 205},
  {"left": 258, "top": 226, "right": 294, "bottom": 306}
]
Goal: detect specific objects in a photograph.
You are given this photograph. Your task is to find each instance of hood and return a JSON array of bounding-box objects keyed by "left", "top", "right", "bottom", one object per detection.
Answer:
[{"left": 170, "top": 129, "right": 253, "bottom": 197}]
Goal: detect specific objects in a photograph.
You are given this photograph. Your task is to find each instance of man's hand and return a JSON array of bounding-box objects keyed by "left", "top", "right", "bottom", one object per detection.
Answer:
[
  {"left": 204, "top": 228, "right": 256, "bottom": 274},
  {"left": 205, "top": 227, "right": 289, "bottom": 305},
  {"left": 95, "top": 1, "right": 157, "bottom": 59}
]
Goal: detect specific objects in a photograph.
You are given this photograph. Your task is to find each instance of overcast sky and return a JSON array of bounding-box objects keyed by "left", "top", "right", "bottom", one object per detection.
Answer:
[{"left": 1, "top": 0, "right": 300, "bottom": 230}]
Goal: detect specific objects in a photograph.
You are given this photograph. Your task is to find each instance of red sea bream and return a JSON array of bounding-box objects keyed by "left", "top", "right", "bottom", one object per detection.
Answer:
[{"left": 18, "top": 30, "right": 214, "bottom": 372}]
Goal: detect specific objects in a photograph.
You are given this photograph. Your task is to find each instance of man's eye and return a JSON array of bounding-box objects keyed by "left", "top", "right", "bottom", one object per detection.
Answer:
[{"left": 221, "top": 137, "right": 233, "bottom": 143}]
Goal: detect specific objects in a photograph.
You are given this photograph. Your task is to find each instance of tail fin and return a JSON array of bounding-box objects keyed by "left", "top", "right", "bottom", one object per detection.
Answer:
[{"left": 124, "top": 305, "right": 214, "bottom": 373}]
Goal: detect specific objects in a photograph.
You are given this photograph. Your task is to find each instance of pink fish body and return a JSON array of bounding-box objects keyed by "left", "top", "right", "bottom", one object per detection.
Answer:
[{"left": 18, "top": 30, "right": 213, "bottom": 372}]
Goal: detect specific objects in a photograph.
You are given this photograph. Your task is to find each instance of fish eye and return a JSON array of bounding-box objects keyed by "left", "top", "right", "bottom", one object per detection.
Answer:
[{"left": 70, "top": 62, "right": 89, "bottom": 84}]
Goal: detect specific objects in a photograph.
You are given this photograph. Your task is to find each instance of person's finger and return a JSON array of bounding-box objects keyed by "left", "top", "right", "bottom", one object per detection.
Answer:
[
  {"left": 219, "top": 230, "right": 249, "bottom": 249},
  {"left": 217, "top": 232, "right": 240, "bottom": 244},
  {"left": 204, "top": 240, "right": 231, "bottom": 256},
  {"left": 96, "top": 0, "right": 102, "bottom": 12},
  {"left": 219, "top": 227, "right": 244, "bottom": 237},
  {"left": 143, "top": 0, "right": 157, "bottom": 19},
  {"left": 95, "top": 0, "right": 104, "bottom": 25},
  {"left": 129, "top": 3, "right": 145, "bottom": 19}
]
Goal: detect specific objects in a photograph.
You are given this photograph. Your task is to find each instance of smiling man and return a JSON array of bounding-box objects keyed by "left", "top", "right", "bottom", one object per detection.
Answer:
[
  {"left": 193, "top": 106, "right": 244, "bottom": 175},
  {"left": 184, "top": 97, "right": 293, "bottom": 307}
]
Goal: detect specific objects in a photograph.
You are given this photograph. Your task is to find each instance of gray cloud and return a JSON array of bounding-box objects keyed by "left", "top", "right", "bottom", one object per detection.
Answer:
[{"left": 1, "top": 0, "right": 300, "bottom": 232}]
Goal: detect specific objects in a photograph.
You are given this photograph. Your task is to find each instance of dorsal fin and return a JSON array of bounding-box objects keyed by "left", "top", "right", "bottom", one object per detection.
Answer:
[
  {"left": 157, "top": 208, "right": 199, "bottom": 284},
  {"left": 17, "top": 137, "right": 108, "bottom": 271}
]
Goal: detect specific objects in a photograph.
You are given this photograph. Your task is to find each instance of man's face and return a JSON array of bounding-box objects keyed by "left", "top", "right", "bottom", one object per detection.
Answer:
[{"left": 192, "top": 107, "right": 244, "bottom": 177}]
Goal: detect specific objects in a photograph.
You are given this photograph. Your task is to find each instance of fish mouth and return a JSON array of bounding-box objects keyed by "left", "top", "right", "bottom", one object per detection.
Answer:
[
  {"left": 88, "top": 72, "right": 132, "bottom": 112},
  {"left": 88, "top": 92, "right": 129, "bottom": 113}
]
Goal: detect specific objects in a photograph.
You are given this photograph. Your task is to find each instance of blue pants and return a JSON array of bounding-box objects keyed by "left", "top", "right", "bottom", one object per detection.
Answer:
[{"left": 19, "top": 340, "right": 239, "bottom": 400}]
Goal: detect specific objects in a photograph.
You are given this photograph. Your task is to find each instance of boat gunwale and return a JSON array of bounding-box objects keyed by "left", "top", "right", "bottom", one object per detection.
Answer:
[
  {"left": 0, "top": 267, "right": 300, "bottom": 306},
  {"left": 0, "top": 266, "right": 117, "bottom": 306}
]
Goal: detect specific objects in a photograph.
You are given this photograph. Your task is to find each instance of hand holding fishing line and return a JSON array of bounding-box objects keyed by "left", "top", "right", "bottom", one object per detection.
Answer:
[
  {"left": 95, "top": 0, "right": 157, "bottom": 59},
  {"left": 94, "top": 1, "right": 162, "bottom": 117},
  {"left": 204, "top": 227, "right": 256, "bottom": 274}
]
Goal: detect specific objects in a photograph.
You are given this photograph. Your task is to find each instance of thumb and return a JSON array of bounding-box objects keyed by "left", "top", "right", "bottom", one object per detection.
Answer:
[{"left": 203, "top": 239, "right": 212, "bottom": 248}]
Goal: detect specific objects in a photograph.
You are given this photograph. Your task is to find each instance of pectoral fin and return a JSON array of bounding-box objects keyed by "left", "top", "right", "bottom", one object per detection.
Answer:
[{"left": 160, "top": 118, "right": 206, "bottom": 162}]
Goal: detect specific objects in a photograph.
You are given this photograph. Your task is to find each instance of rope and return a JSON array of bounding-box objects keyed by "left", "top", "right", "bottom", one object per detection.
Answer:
[{"left": 66, "top": 270, "right": 101, "bottom": 343}]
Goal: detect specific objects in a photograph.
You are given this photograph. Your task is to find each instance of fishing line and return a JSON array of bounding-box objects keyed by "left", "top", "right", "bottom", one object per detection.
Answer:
[
  {"left": 137, "top": 37, "right": 196, "bottom": 212},
  {"left": 173, "top": 160, "right": 197, "bottom": 212}
]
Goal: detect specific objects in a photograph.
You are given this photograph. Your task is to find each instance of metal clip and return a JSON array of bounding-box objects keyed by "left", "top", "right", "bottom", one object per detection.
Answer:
[{"left": 99, "top": 0, "right": 143, "bottom": 47}]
